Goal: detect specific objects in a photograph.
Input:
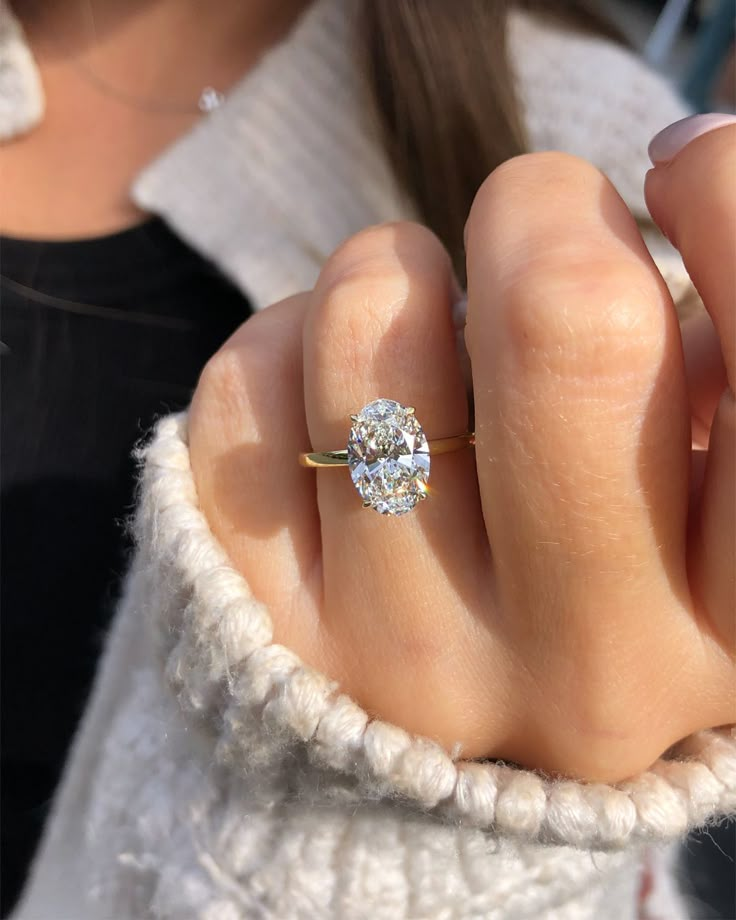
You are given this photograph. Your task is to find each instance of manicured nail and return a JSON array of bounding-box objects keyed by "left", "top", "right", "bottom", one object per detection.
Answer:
[{"left": 648, "top": 113, "right": 736, "bottom": 166}]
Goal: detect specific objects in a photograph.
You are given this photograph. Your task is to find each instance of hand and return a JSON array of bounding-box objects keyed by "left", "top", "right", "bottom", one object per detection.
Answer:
[{"left": 188, "top": 127, "right": 735, "bottom": 783}]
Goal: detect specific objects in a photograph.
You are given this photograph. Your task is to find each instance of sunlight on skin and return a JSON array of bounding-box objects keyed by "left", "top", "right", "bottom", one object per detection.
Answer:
[{"left": 190, "top": 137, "right": 735, "bottom": 784}]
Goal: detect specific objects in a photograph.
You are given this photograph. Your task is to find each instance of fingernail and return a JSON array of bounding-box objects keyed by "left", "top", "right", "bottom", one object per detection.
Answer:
[{"left": 648, "top": 113, "right": 736, "bottom": 166}]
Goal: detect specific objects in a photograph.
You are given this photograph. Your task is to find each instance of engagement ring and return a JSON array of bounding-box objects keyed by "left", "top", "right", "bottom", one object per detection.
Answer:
[{"left": 299, "top": 398, "right": 475, "bottom": 516}]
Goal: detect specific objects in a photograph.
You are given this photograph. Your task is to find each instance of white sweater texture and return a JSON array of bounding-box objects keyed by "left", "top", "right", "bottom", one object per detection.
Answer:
[{"left": 3, "top": 1, "right": 735, "bottom": 918}]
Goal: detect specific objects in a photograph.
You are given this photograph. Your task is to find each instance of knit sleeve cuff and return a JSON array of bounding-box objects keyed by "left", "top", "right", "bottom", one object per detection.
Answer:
[{"left": 134, "top": 411, "right": 736, "bottom": 851}]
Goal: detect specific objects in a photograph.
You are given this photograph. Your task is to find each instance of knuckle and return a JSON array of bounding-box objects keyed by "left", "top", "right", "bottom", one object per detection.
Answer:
[
  {"left": 198, "top": 344, "right": 243, "bottom": 398},
  {"left": 196, "top": 297, "right": 305, "bottom": 408},
  {"left": 195, "top": 345, "right": 251, "bottom": 421},
  {"left": 312, "top": 223, "right": 451, "bottom": 368},
  {"left": 318, "top": 262, "right": 405, "bottom": 329},
  {"left": 500, "top": 257, "right": 668, "bottom": 378},
  {"left": 319, "top": 221, "right": 444, "bottom": 286},
  {"left": 315, "top": 221, "right": 449, "bottom": 316},
  {"left": 314, "top": 270, "right": 400, "bottom": 377},
  {"left": 469, "top": 152, "right": 602, "bottom": 233}
]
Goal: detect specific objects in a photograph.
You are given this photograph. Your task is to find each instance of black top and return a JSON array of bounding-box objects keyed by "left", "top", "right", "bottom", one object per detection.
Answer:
[{"left": 0, "top": 218, "right": 251, "bottom": 914}]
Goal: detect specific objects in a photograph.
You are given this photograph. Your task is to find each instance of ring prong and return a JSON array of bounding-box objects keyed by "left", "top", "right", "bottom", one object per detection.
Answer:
[
  {"left": 406, "top": 406, "right": 415, "bottom": 414},
  {"left": 362, "top": 500, "right": 373, "bottom": 509},
  {"left": 350, "top": 414, "right": 359, "bottom": 423}
]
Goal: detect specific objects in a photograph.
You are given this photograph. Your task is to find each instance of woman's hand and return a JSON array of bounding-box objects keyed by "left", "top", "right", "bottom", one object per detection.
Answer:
[{"left": 189, "top": 124, "right": 735, "bottom": 783}]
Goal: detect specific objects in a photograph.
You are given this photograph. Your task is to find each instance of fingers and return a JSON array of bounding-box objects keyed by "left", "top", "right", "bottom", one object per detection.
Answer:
[
  {"left": 189, "top": 295, "right": 324, "bottom": 660},
  {"left": 646, "top": 123, "right": 735, "bottom": 388},
  {"left": 464, "top": 153, "right": 695, "bottom": 715},
  {"left": 645, "top": 123, "right": 736, "bottom": 648},
  {"left": 680, "top": 310, "right": 728, "bottom": 449},
  {"left": 302, "top": 222, "right": 491, "bottom": 702}
]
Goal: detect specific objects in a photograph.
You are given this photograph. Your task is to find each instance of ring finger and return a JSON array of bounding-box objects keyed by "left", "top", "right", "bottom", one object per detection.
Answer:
[{"left": 302, "top": 222, "right": 491, "bottom": 705}]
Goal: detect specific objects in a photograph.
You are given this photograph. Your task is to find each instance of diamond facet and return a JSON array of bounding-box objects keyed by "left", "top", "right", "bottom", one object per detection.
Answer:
[{"left": 347, "top": 399, "right": 430, "bottom": 515}]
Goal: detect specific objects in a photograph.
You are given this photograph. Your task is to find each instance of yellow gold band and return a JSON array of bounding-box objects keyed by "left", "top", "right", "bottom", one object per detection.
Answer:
[{"left": 299, "top": 432, "right": 475, "bottom": 468}]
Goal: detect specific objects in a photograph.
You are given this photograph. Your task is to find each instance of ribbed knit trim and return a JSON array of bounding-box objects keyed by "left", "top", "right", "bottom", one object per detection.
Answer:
[{"left": 135, "top": 410, "right": 736, "bottom": 851}]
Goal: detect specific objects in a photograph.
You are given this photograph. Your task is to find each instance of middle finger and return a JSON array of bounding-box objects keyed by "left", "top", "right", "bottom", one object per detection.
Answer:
[{"left": 464, "top": 153, "right": 694, "bottom": 696}]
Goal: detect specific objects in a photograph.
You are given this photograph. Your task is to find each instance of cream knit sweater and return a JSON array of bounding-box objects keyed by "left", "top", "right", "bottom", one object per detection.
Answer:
[{"left": 4, "top": 1, "right": 735, "bottom": 918}]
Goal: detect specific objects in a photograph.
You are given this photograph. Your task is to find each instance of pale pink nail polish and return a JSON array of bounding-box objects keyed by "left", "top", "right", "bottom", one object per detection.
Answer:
[{"left": 648, "top": 113, "right": 736, "bottom": 166}]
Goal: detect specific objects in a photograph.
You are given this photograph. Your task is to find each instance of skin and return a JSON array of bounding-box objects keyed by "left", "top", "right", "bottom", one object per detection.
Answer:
[
  {"left": 189, "top": 129, "right": 736, "bottom": 784},
  {"left": 5, "top": 1, "right": 733, "bottom": 785},
  {"left": 2, "top": 0, "right": 310, "bottom": 236}
]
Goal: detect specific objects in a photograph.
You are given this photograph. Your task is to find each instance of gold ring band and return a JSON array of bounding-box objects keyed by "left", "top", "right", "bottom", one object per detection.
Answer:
[
  {"left": 299, "top": 398, "right": 472, "bottom": 515},
  {"left": 299, "top": 432, "right": 475, "bottom": 468}
]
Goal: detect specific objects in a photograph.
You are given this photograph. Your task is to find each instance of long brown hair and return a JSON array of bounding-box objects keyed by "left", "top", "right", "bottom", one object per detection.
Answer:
[{"left": 362, "top": 1, "right": 624, "bottom": 282}]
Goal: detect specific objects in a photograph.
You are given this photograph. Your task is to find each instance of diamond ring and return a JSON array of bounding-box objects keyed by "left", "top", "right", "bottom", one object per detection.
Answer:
[{"left": 298, "top": 398, "right": 475, "bottom": 516}]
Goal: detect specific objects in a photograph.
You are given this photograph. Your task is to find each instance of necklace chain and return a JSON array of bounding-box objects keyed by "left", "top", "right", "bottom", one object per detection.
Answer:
[
  {"left": 73, "top": 59, "right": 225, "bottom": 115},
  {"left": 75, "top": 1, "right": 226, "bottom": 116}
]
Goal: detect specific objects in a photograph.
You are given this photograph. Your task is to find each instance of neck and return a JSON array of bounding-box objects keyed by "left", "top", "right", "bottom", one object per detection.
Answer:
[
  {"left": 1, "top": 0, "right": 314, "bottom": 238},
  {"left": 16, "top": 0, "right": 312, "bottom": 103}
]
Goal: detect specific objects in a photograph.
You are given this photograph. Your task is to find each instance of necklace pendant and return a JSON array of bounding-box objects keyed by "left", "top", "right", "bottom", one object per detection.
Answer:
[{"left": 198, "top": 87, "right": 225, "bottom": 113}]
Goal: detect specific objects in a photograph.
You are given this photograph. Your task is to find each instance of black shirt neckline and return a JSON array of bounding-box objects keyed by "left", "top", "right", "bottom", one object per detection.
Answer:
[{"left": 0, "top": 216, "right": 228, "bottom": 310}]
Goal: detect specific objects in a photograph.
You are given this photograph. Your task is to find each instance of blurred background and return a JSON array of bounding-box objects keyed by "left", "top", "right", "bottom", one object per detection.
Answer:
[{"left": 605, "top": 0, "right": 735, "bottom": 112}]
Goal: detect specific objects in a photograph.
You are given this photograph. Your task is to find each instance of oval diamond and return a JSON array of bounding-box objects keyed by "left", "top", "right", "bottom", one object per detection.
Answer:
[{"left": 347, "top": 398, "right": 430, "bottom": 515}]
